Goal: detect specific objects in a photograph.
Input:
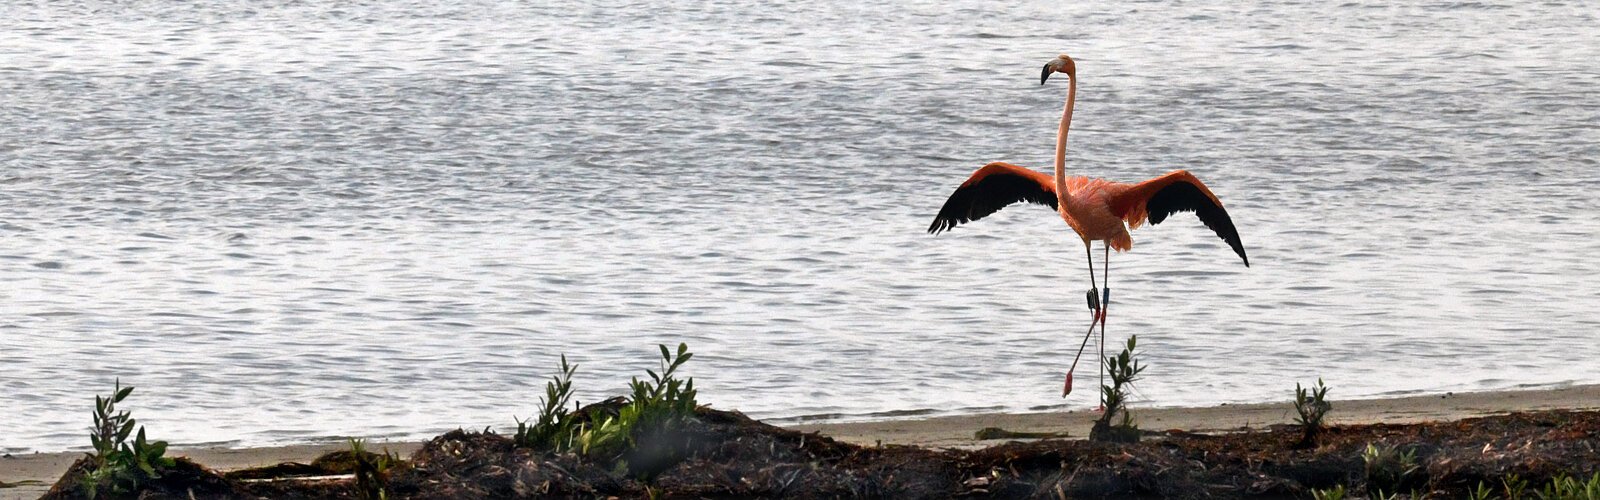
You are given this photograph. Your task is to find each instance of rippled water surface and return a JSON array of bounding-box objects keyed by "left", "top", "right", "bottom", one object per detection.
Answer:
[{"left": 3, "top": 1, "right": 1599, "bottom": 452}]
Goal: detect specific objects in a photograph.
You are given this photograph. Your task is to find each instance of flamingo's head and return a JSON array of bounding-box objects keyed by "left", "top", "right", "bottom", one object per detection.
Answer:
[{"left": 1040, "top": 54, "right": 1076, "bottom": 85}]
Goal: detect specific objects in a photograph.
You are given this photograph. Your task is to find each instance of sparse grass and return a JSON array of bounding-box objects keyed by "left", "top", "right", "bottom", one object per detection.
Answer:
[
  {"left": 1310, "top": 484, "right": 1346, "bottom": 500},
  {"left": 1533, "top": 472, "right": 1600, "bottom": 500},
  {"left": 1294, "top": 378, "right": 1332, "bottom": 447},
  {"left": 1504, "top": 473, "right": 1531, "bottom": 499},
  {"left": 1470, "top": 480, "right": 1496, "bottom": 500},
  {"left": 80, "top": 379, "right": 175, "bottom": 499},
  {"left": 1312, "top": 472, "right": 1600, "bottom": 500},
  {"left": 1089, "top": 335, "right": 1144, "bottom": 443}
]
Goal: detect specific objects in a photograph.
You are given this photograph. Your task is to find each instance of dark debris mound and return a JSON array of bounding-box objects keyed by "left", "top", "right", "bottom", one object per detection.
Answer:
[
  {"left": 951, "top": 409, "right": 1600, "bottom": 499},
  {"left": 40, "top": 408, "right": 1600, "bottom": 499},
  {"left": 387, "top": 407, "right": 958, "bottom": 499},
  {"left": 41, "top": 456, "right": 246, "bottom": 500}
]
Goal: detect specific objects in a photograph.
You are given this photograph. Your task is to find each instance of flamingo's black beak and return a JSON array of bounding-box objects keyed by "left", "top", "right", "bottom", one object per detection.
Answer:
[{"left": 1041, "top": 64, "right": 1053, "bottom": 85}]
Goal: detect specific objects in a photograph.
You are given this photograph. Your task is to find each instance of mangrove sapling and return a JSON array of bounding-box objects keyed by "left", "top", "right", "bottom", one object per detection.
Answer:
[
  {"left": 514, "top": 355, "right": 580, "bottom": 450},
  {"left": 613, "top": 343, "right": 700, "bottom": 476},
  {"left": 81, "top": 379, "right": 175, "bottom": 499},
  {"left": 511, "top": 343, "right": 701, "bottom": 477},
  {"left": 1089, "top": 335, "right": 1144, "bottom": 443},
  {"left": 1293, "top": 378, "right": 1332, "bottom": 448}
]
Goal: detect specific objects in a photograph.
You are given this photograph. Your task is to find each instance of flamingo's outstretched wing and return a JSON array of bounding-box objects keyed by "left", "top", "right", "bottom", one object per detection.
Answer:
[
  {"left": 1108, "top": 170, "right": 1249, "bottom": 266},
  {"left": 928, "top": 162, "right": 1057, "bottom": 234}
]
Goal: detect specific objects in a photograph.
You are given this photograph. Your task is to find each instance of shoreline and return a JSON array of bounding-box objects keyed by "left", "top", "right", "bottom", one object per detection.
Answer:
[{"left": 4, "top": 384, "right": 1597, "bottom": 498}]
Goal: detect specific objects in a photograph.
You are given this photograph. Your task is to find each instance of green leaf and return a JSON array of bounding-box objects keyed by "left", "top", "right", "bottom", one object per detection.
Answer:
[
  {"left": 677, "top": 342, "right": 688, "bottom": 356},
  {"left": 660, "top": 344, "right": 671, "bottom": 361},
  {"left": 115, "top": 386, "right": 134, "bottom": 403}
]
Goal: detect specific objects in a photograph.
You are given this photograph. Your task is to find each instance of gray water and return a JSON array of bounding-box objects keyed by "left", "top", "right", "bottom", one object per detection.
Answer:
[{"left": 3, "top": 0, "right": 1599, "bottom": 453}]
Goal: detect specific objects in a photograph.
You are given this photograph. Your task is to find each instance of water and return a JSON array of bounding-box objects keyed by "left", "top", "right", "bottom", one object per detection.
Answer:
[{"left": 2, "top": 0, "right": 1598, "bottom": 453}]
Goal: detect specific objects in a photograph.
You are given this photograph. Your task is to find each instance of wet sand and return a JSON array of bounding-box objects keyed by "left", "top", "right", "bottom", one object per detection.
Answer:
[{"left": 4, "top": 385, "right": 1597, "bottom": 499}]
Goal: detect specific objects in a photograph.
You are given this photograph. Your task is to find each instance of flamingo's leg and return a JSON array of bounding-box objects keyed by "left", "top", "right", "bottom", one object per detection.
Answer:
[
  {"left": 1062, "top": 314, "right": 1098, "bottom": 398},
  {"left": 1064, "top": 244, "right": 1104, "bottom": 400},
  {"left": 1099, "top": 243, "right": 1110, "bottom": 410},
  {"left": 1084, "top": 245, "right": 1100, "bottom": 312}
]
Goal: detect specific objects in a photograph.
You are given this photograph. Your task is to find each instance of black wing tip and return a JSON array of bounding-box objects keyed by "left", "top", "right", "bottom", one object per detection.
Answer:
[{"left": 1223, "top": 230, "right": 1249, "bottom": 267}]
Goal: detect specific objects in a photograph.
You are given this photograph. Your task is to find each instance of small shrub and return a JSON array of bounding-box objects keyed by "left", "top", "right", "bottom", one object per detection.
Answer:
[
  {"left": 1294, "top": 378, "right": 1332, "bottom": 447},
  {"left": 1361, "top": 442, "right": 1420, "bottom": 495},
  {"left": 1089, "top": 335, "right": 1144, "bottom": 443},
  {"left": 513, "top": 343, "right": 700, "bottom": 475},
  {"left": 586, "top": 343, "right": 699, "bottom": 472},
  {"left": 80, "top": 380, "right": 175, "bottom": 499},
  {"left": 514, "top": 355, "right": 579, "bottom": 450}
]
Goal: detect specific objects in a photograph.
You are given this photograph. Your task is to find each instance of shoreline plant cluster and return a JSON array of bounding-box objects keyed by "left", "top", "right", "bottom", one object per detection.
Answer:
[
  {"left": 79, "top": 380, "right": 174, "bottom": 499},
  {"left": 512, "top": 343, "right": 699, "bottom": 475}
]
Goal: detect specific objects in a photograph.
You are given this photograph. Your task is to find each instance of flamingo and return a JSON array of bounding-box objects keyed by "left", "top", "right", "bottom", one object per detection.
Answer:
[{"left": 927, "top": 54, "right": 1248, "bottom": 401}]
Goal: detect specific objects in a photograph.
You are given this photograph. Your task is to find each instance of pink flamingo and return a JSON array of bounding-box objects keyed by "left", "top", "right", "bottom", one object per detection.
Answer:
[{"left": 928, "top": 54, "right": 1249, "bottom": 399}]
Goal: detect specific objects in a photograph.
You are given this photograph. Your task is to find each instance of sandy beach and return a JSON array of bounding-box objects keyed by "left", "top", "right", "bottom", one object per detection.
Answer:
[{"left": 5, "top": 384, "right": 1597, "bottom": 499}]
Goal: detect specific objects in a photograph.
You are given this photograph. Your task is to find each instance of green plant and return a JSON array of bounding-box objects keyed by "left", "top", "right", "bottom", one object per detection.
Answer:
[
  {"left": 349, "top": 439, "right": 395, "bottom": 500},
  {"left": 1090, "top": 336, "right": 1145, "bottom": 443},
  {"left": 1294, "top": 378, "right": 1332, "bottom": 447},
  {"left": 1361, "top": 442, "right": 1420, "bottom": 495},
  {"left": 628, "top": 343, "right": 699, "bottom": 428},
  {"left": 1470, "top": 480, "right": 1495, "bottom": 500},
  {"left": 513, "top": 343, "right": 700, "bottom": 469},
  {"left": 1536, "top": 472, "right": 1600, "bottom": 500},
  {"left": 514, "top": 355, "right": 580, "bottom": 450},
  {"left": 1504, "top": 473, "right": 1530, "bottom": 499},
  {"left": 582, "top": 343, "right": 700, "bottom": 461},
  {"left": 80, "top": 380, "right": 175, "bottom": 499},
  {"left": 1310, "top": 484, "right": 1346, "bottom": 500}
]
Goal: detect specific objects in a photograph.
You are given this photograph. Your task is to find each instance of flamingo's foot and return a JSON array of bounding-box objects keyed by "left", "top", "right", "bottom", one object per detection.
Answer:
[
  {"left": 1085, "top": 287, "right": 1099, "bottom": 311},
  {"left": 1061, "top": 371, "right": 1073, "bottom": 397}
]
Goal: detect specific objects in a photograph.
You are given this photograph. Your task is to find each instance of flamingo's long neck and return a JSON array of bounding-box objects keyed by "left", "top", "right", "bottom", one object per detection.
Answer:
[{"left": 1053, "top": 76, "right": 1076, "bottom": 204}]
